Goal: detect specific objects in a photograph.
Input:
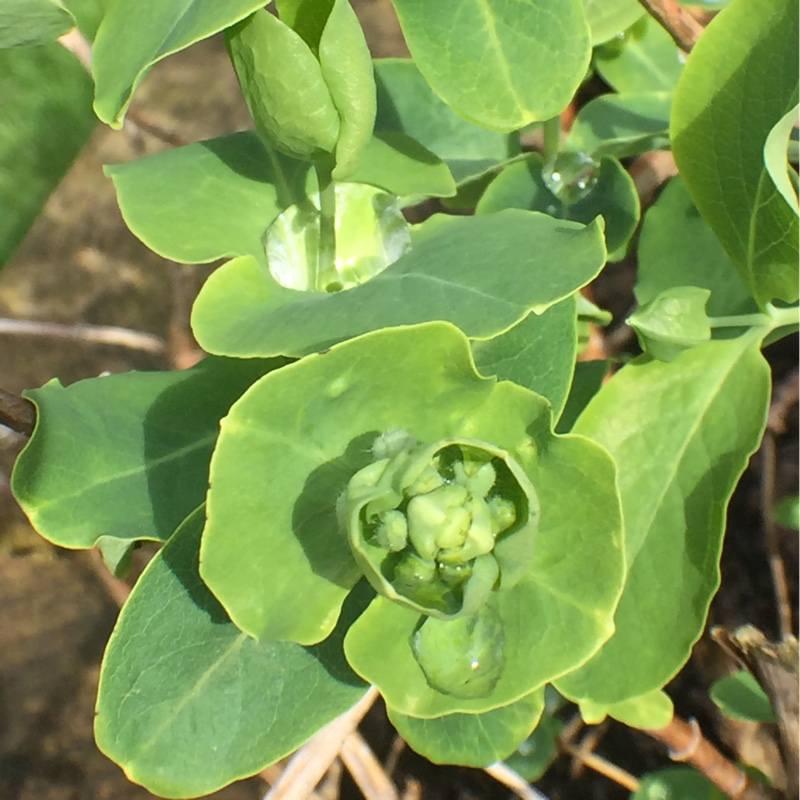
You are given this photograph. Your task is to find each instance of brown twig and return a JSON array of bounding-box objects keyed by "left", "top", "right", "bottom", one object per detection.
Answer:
[
  {"left": 559, "top": 726, "right": 640, "bottom": 792},
  {"left": 484, "top": 762, "right": 552, "bottom": 800},
  {"left": 339, "top": 731, "right": 398, "bottom": 800},
  {"left": 644, "top": 715, "right": 777, "bottom": 798},
  {"left": 637, "top": 0, "right": 705, "bottom": 52},
  {"left": 0, "top": 388, "right": 36, "bottom": 437}
]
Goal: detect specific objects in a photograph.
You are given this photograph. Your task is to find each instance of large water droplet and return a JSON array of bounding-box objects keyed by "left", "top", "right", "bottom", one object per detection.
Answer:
[
  {"left": 541, "top": 151, "right": 599, "bottom": 206},
  {"left": 411, "top": 603, "right": 505, "bottom": 698},
  {"left": 264, "top": 183, "right": 411, "bottom": 292}
]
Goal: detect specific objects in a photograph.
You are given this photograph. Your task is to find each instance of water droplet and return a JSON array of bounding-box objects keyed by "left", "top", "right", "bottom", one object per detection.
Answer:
[
  {"left": 541, "top": 151, "right": 599, "bottom": 206},
  {"left": 264, "top": 183, "right": 411, "bottom": 292},
  {"left": 411, "top": 603, "right": 505, "bottom": 698}
]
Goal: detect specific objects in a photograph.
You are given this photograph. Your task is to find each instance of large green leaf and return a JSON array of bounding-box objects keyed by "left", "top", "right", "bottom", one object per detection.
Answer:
[
  {"left": 636, "top": 177, "right": 757, "bottom": 319},
  {"left": 593, "top": 15, "right": 683, "bottom": 93},
  {"left": 566, "top": 92, "right": 672, "bottom": 159},
  {"left": 471, "top": 297, "right": 578, "bottom": 420},
  {"left": 388, "top": 690, "right": 544, "bottom": 767},
  {"left": 106, "top": 131, "right": 453, "bottom": 269},
  {"left": 0, "top": 44, "right": 94, "bottom": 268},
  {"left": 582, "top": 0, "right": 643, "bottom": 45},
  {"left": 556, "top": 335, "right": 771, "bottom": 704},
  {"left": 390, "top": 0, "right": 591, "bottom": 131},
  {"left": 92, "top": 0, "right": 266, "bottom": 127},
  {"left": 201, "top": 323, "right": 623, "bottom": 654},
  {"left": 11, "top": 357, "right": 282, "bottom": 548},
  {"left": 671, "top": 0, "right": 799, "bottom": 305},
  {"left": 191, "top": 211, "right": 606, "bottom": 358},
  {"left": 374, "top": 58, "right": 515, "bottom": 185},
  {"left": 95, "top": 509, "right": 367, "bottom": 799},
  {"left": 475, "top": 153, "right": 639, "bottom": 256},
  {"left": 0, "top": 0, "right": 74, "bottom": 47}
]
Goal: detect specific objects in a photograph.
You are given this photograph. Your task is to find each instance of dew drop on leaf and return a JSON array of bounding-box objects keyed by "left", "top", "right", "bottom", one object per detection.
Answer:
[{"left": 541, "top": 151, "right": 599, "bottom": 206}]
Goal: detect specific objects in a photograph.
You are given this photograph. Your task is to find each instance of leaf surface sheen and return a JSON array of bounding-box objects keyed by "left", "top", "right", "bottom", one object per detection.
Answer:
[{"left": 556, "top": 336, "right": 771, "bottom": 704}]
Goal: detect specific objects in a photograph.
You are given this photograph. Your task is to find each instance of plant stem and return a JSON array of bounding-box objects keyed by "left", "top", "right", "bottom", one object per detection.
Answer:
[
  {"left": 542, "top": 116, "right": 562, "bottom": 162},
  {"left": 315, "top": 159, "right": 336, "bottom": 292},
  {"left": 636, "top": 0, "right": 705, "bottom": 52},
  {"left": 709, "top": 304, "right": 799, "bottom": 331}
]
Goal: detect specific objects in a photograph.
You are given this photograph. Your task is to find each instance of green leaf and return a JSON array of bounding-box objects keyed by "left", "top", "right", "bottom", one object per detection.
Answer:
[
  {"left": 349, "top": 132, "right": 456, "bottom": 200},
  {"left": 476, "top": 153, "right": 639, "bottom": 257},
  {"left": 96, "top": 535, "right": 135, "bottom": 578},
  {"left": 710, "top": 670, "right": 776, "bottom": 723},
  {"left": 226, "top": 9, "right": 339, "bottom": 161},
  {"left": 11, "top": 357, "right": 283, "bottom": 548},
  {"left": 471, "top": 297, "right": 578, "bottom": 420},
  {"left": 566, "top": 92, "right": 672, "bottom": 159},
  {"left": 92, "top": 0, "right": 266, "bottom": 127},
  {"left": 0, "top": 0, "right": 75, "bottom": 47},
  {"left": 390, "top": 0, "right": 591, "bottom": 130},
  {"left": 636, "top": 177, "right": 758, "bottom": 321},
  {"left": 63, "top": 0, "right": 107, "bottom": 39},
  {"left": 594, "top": 15, "right": 684, "bottom": 93},
  {"left": 627, "top": 286, "right": 712, "bottom": 362},
  {"left": 772, "top": 495, "right": 799, "bottom": 529},
  {"left": 632, "top": 768, "right": 727, "bottom": 799},
  {"left": 671, "top": 0, "right": 800, "bottom": 306},
  {"left": 202, "top": 323, "right": 623, "bottom": 660},
  {"left": 96, "top": 508, "right": 367, "bottom": 799},
  {"left": 191, "top": 211, "right": 607, "bottom": 358},
  {"left": 580, "top": 688, "right": 674, "bottom": 727},
  {"left": 319, "top": 0, "right": 376, "bottom": 179},
  {"left": 388, "top": 690, "right": 545, "bottom": 767},
  {"left": 764, "top": 103, "right": 799, "bottom": 212},
  {"left": 583, "top": 0, "right": 644, "bottom": 45},
  {"left": 0, "top": 44, "right": 94, "bottom": 268},
  {"left": 374, "top": 58, "right": 516, "bottom": 184},
  {"left": 556, "top": 336, "right": 771, "bottom": 705}
]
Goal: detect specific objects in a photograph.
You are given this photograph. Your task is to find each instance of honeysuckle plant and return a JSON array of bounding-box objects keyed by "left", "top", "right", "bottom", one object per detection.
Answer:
[{"left": 4, "top": 0, "right": 798, "bottom": 797}]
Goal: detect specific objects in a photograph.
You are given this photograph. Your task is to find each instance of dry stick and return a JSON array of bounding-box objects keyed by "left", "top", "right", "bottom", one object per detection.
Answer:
[
  {"left": 559, "top": 736, "right": 640, "bottom": 793},
  {"left": 637, "top": 0, "right": 705, "bottom": 53},
  {"left": 484, "top": 762, "right": 552, "bottom": 800},
  {"left": 644, "top": 716, "right": 776, "bottom": 799},
  {"left": 339, "top": 731, "right": 399, "bottom": 800},
  {"left": 0, "top": 388, "right": 36, "bottom": 437},
  {"left": 262, "top": 686, "right": 379, "bottom": 800},
  {"left": 0, "top": 318, "right": 166, "bottom": 355}
]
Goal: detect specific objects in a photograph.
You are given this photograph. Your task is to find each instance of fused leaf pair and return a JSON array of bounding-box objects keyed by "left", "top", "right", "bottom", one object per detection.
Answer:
[{"left": 227, "top": 0, "right": 375, "bottom": 178}]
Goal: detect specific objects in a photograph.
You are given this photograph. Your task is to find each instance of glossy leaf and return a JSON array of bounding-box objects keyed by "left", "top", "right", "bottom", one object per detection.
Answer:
[
  {"left": 556, "top": 336, "right": 771, "bottom": 704},
  {"left": 636, "top": 177, "right": 757, "bottom": 320},
  {"left": 583, "top": 0, "right": 643, "bottom": 45},
  {"left": 390, "top": 0, "right": 591, "bottom": 131},
  {"left": 191, "top": 211, "right": 607, "bottom": 358},
  {"left": 566, "top": 92, "right": 672, "bottom": 159},
  {"left": 374, "top": 58, "right": 516, "bottom": 184},
  {"left": 12, "top": 357, "right": 283, "bottom": 548},
  {"left": 93, "top": 0, "right": 265, "bottom": 127},
  {"left": 594, "top": 15, "right": 684, "bottom": 93},
  {"left": 0, "top": 0, "right": 74, "bottom": 47},
  {"left": 96, "top": 509, "right": 368, "bottom": 799},
  {"left": 0, "top": 44, "right": 94, "bottom": 268},
  {"left": 476, "top": 153, "right": 639, "bottom": 256},
  {"left": 226, "top": 9, "right": 339, "bottom": 160},
  {"left": 671, "top": 0, "right": 799, "bottom": 305},
  {"left": 764, "top": 103, "right": 799, "bottom": 212},
  {"left": 633, "top": 768, "right": 727, "bottom": 799},
  {"left": 580, "top": 688, "right": 674, "bottom": 728},
  {"left": 202, "top": 323, "right": 623, "bottom": 658},
  {"left": 471, "top": 297, "right": 578, "bottom": 420},
  {"left": 710, "top": 670, "right": 776, "bottom": 723},
  {"left": 318, "top": 0, "right": 376, "bottom": 179},
  {"left": 388, "top": 690, "right": 545, "bottom": 767}
]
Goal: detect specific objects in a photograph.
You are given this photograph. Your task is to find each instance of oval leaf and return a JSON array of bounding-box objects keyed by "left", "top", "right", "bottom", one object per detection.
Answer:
[
  {"left": 390, "top": 0, "right": 591, "bottom": 130},
  {"left": 710, "top": 670, "right": 776, "bottom": 723},
  {"left": 191, "top": 211, "right": 607, "bottom": 358},
  {"left": 671, "top": 0, "right": 800, "bottom": 305},
  {"left": 556, "top": 335, "right": 771, "bottom": 705},
  {"left": 95, "top": 509, "right": 367, "bottom": 799},
  {"left": 388, "top": 690, "right": 545, "bottom": 767}
]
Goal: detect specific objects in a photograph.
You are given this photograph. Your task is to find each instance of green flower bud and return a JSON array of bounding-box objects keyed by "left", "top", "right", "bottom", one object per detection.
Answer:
[{"left": 342, "top": 431, "right": 538, "bottom": 619}]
